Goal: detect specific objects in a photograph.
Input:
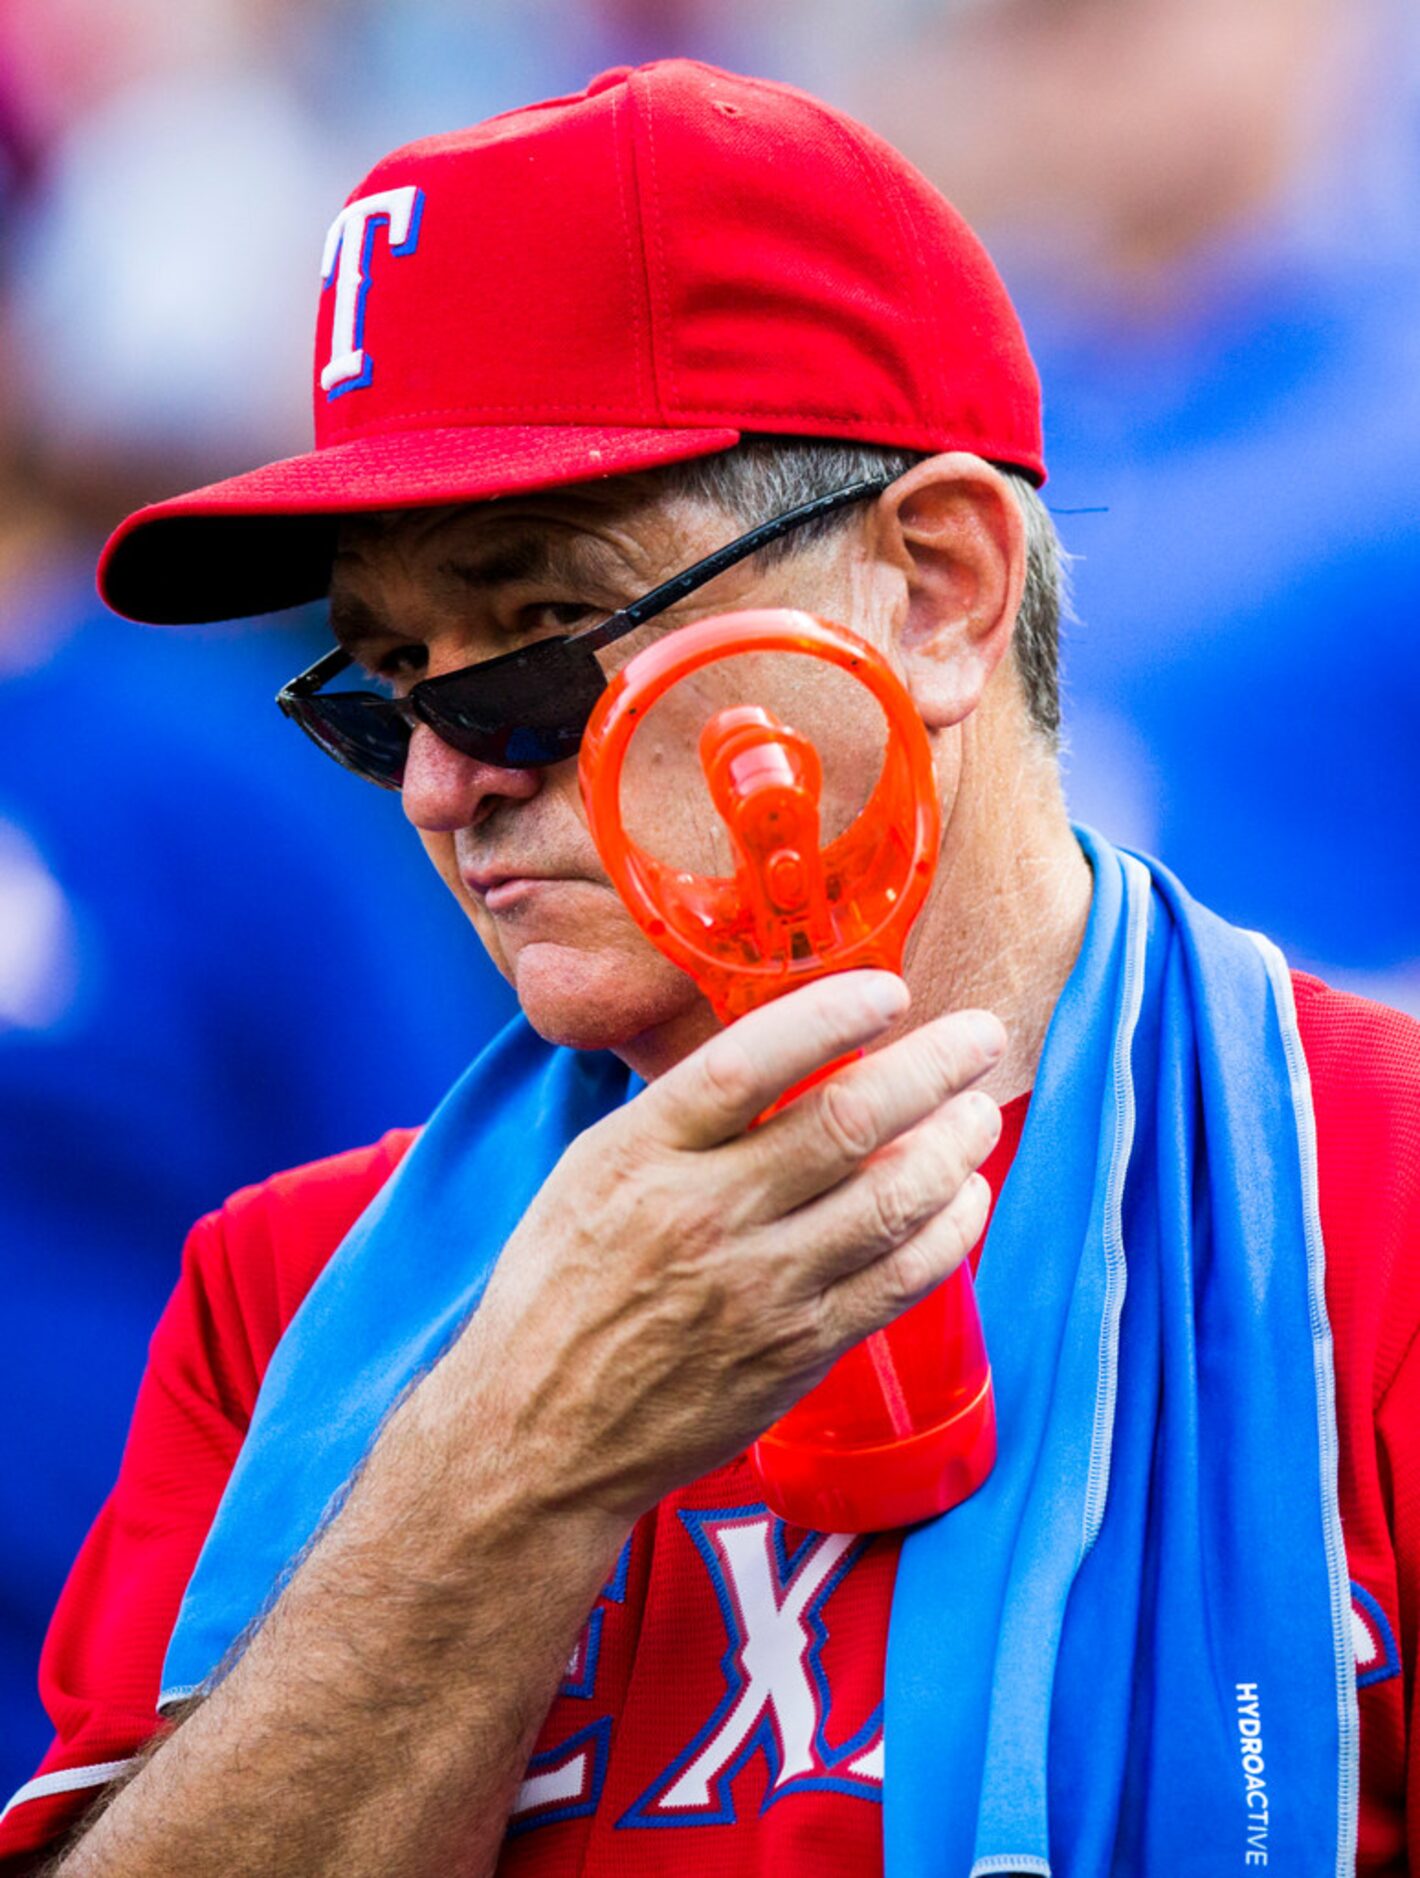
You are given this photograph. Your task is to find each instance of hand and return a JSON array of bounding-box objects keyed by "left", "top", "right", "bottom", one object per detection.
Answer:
[{"left": 444, "top": 972, "right": 1005, "bottom": 1529}]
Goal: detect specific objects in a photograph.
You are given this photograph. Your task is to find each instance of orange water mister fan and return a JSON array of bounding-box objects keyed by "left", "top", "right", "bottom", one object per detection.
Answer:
[{"left": 579, "top": 609, "right": 996, "bottom": 1533}]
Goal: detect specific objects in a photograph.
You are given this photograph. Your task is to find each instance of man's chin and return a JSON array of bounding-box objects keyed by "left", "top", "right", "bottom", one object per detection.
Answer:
[{"left": 509, "top": 940, "right": 705, "bottom": 1055}]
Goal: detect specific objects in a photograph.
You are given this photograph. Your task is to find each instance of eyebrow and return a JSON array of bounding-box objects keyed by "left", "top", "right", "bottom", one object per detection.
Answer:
[
  {"left": 437, "top": 536, "right": 557, "bottom": 590},
  {"left": 327, "top": 590, "right": 390, "bottom": 656}
]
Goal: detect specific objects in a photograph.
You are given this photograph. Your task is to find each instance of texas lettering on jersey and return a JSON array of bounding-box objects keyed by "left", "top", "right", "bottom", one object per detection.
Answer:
[
  {"left": 619, "top": 1511, "right": 883, "bottom": 1824},
  {"left": 506, "top": 1485, "right": 887, "bottom": 1867},
  {"left": 500, "top": 1493, "right": 1403, "bottom": 1875}
]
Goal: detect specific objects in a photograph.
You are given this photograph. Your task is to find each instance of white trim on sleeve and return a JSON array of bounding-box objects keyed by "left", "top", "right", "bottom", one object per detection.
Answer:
[{"left": 0, "top": 1757, "right": 138, "bottom": 1826}]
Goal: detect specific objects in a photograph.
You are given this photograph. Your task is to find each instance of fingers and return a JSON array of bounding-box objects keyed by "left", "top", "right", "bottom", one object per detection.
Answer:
[
  {"left": 818, "top": 1165, "right": 995, "bottom": 1353},
  {"left": 740, "top": 1004, "right": 1006, "bottom": 1218},
  {"left": 646, "top": 971, "right": 910, "bottom": 1150},
  {"left": 776, "top": 1087, "right": 1002, "bottom": 1293}
]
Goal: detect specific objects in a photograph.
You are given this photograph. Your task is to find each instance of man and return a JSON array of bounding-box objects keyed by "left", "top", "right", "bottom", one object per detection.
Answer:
[{"left": 2, "top": 59, "right": 1417, "bottom": 1878}]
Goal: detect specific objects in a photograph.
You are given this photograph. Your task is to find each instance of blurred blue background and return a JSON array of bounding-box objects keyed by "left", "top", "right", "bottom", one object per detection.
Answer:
[{"left": 2, "top": 0, "right": 1417, "bottom": 1802}]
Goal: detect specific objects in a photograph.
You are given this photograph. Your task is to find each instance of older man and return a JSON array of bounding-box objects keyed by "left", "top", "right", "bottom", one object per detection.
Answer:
[{"left": 2, "top": 60, "right": 1417, "bottom": 1878}]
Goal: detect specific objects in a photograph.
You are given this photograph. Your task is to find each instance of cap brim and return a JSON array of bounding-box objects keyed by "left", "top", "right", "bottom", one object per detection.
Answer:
[{"left": 99, "top": 423, "right": 742, "bottom": 624}]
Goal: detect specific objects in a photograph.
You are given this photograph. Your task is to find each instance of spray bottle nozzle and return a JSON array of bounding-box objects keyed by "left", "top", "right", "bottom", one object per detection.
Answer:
[{"left": 698, "top": 705, "right": 834, "bottom": 958}]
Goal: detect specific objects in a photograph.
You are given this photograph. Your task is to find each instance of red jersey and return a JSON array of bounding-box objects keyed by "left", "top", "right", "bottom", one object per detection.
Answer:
[{"left": 3, "top": 975, "right": 1418, "bottom": 1873}]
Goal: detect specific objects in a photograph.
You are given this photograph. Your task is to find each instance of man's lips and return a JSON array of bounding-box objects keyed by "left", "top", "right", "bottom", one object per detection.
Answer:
[{"left": 461, "top": 867, "right": 592, "bottom": 910}]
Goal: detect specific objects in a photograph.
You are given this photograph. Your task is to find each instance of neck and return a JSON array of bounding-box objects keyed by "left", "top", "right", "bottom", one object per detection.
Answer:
[{"left": 899, "top": 722, "right": 1092, "bottom": 1107}]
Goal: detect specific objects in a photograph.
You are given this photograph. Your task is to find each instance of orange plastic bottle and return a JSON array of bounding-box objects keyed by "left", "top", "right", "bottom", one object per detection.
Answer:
[{"left": 579, "top": 609, "right": 995, "bottom": 1533}]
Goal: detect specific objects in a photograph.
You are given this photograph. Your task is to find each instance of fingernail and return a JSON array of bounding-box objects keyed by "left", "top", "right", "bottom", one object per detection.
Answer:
[
  {"left": 967, "top": 1012, "right": 1006, "bottom": 1060},
  {"left": 866, "top": 975, "right": 909, "bottom": 1020},
  {"left": 970, "top": 1090, "right": 1002, "bottom": 1140}
]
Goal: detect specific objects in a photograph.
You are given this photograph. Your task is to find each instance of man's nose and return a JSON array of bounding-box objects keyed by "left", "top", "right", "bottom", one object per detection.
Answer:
[{"left": 401, "top": 722, "right": 543, "bottom": 832}]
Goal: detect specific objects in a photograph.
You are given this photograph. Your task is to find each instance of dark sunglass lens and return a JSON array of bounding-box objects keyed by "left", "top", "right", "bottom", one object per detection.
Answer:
[
  {"left": 294, "top": 695, "right": 411, "bottom": 789},
  {"left": 503, "top": 723, "right": 588, "bottom": 765},
  {"left": 422, "top": 638, "right": 607, "bottom": 768}
]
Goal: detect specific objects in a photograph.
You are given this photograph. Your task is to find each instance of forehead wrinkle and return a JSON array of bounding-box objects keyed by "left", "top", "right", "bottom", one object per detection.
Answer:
[
  {"left": 331, "top": 488, "right": 717, "bottom": 640},
  {"left": 437, "top": 516, "right": 656, "bottom": 601}
]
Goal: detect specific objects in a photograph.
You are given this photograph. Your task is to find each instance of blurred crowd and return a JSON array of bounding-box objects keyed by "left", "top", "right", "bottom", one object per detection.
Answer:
[{"left": 2, "top": 0, "right": 1417, "bottom": 1801}]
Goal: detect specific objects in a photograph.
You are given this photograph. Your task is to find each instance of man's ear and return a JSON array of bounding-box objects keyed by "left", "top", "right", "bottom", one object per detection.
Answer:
[{"left": 875, "top": 453, "right": 1028, "bottom": 729}]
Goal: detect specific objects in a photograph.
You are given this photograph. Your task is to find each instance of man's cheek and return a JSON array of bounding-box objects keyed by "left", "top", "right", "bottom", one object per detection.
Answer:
[
  {"left": 416, "top": 831, "right": 514, "bottom": 973},
  {"left": 416, "top": 828, "right": 459, "bottom": 885}
]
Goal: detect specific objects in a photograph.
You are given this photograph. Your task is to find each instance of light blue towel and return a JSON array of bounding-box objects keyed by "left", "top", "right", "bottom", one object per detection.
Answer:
[
  {"left": 164, "top": 830, "right": 1355, "bottom": 1874},
  {"left": 886, "top": 829, "right": 1354, "bottom": 1874}
]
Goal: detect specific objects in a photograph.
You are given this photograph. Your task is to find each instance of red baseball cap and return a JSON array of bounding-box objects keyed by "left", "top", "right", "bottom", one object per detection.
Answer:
[{"left": 98, "top": 59, "right": 1044, "bottom": 626}]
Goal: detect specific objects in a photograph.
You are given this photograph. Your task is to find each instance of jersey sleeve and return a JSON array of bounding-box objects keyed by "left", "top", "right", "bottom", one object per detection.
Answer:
[
  {"left": 0, "top": 1209, "right": 251, "bottom": 1865},
  {"left": 0, "top": 1132, "right": 413, "bottom": 1869},
  {"left": 1293, "top": 973, "right": 1420, "bottom": 1872},
  {"left": 1376, "top": 1336, "right": 1420, "bottom": 1876}
]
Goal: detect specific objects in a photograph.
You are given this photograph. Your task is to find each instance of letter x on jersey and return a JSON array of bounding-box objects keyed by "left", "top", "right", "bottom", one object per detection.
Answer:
[{"left": 620, "top": 1509, "right": 884, "bottom": 1828}]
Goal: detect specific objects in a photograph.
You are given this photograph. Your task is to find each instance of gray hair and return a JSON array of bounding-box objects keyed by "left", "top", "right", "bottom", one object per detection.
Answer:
[{"left": 656, "top": 438, "right": 1066, "bottom": 745}]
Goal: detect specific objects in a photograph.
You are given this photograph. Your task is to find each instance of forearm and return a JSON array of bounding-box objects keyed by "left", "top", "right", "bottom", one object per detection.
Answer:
[
  {"left": 57, "top": 1364, "right": 627, "bottom": 1878},
  {"left": 49, "top": 982, "right": 1001, "bottom": 1876}
]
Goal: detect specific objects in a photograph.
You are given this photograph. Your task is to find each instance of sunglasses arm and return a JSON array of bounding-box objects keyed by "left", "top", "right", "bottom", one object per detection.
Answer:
[
  {"left": 574, "top": 476, "right": 893, "bottom": 656},
  {"left": 278, "top": 644, "right": 355, "bottom": 712}
]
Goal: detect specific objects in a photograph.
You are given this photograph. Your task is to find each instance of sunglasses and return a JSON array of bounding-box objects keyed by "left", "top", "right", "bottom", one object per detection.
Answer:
[{"left": 277, "top": 477, "right": 892, "bottom": 789}]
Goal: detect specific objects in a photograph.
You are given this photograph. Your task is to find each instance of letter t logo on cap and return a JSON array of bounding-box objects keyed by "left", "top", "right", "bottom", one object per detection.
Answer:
[{"left": 319, "top": 186, "right": 425, "bottom": 398}]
